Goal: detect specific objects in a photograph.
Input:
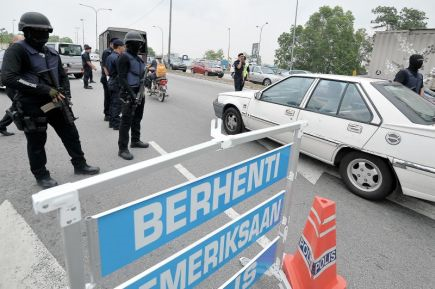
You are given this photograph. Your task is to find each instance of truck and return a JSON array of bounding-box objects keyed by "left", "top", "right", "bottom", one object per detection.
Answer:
[
  {"left": 367, "top": 29, "right": 435, "bottom": 90},
  {"left": 99, "top": 27, "right": 148, "bottom": 60}
]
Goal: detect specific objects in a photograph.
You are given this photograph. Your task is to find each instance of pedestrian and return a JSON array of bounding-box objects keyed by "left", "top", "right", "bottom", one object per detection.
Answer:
[
  {"left": 82, "top": 44, "right": 97, "bottom": 89},
  {"left": 1, "top": 12, "right": 100, "bottom": 188},
  {"left": 101, "top": 38, "right": 118, "bottom": 121},
  {"left": 233, "top": 53, "right": 246, "bottom": 91},
  {"left": 0, "top": 34, "right": 25, "bottom": 136},
  {"left": 394, "top": 54, "right": 425, "bottom": 96},
  {"left": 106, "top": 39, "right": 125, "bottom": 130},
  {"left": 117, "top": 31, "right": 149, "bottom": 160}
]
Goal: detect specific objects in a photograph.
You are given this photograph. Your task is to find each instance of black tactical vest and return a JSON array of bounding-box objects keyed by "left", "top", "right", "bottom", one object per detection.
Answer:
[{"left": 124, "top": 52, "right": 145, "bottom": 88}]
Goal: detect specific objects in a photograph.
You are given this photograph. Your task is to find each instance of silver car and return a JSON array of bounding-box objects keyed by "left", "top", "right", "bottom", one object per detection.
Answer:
[{"left": 248, "top": 65, "right": 284, "bottom": 86}]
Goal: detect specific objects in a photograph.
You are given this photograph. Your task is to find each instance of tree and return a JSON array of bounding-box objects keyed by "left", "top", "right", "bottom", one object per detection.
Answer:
[
  {"left": 371, "top": 6, "right": 427, "bottom": 30},
  {"left": 59, "top": 37, "right": 73, "bottom": 43},
  {"left": 275, "top": 6, "right": 370, "bottom": 75},
  {"left": 204, "top": 49, "right": 224, "bottom": 60},
  {"left": 148, "top": 47, "right": 156, "bottom": 57}
]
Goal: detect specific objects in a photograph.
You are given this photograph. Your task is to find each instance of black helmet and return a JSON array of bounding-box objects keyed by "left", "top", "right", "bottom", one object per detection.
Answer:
[
  {"left": 124, "top": 31, "right": 144, "bottom": 43},
  {"left": 18, "top": 12, "right": 53, "bottom": 32}
]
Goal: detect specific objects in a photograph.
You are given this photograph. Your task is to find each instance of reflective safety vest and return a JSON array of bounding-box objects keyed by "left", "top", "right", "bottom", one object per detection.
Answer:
[
  {"left": 17, "top": 40, "right": 60, "bottom": 87},
  {"left": 124, "top": 52, "right": 145, "bottom": 88},
  {"left": 243, "top": 63, "right": 249, "bottom": 79}
]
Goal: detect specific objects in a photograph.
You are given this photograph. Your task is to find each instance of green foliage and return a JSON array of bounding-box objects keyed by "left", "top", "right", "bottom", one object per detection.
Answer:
[
  {"left": 48, "top": 35, "right": 60, "bottom": 42},
  {"left": 275, "top": 6, "right": 371, "bottom": 75},
  {"left": 0, "top": 30, "right": 13, "bottom": 44},
  {"left": 59, "top": 37, "right": 73, "bottom": 43},
  {"left": 371, "top": 6, "right": 427, "bottom": 30},
  {"left": 148, "top": 47, "right": 156, "bottom": 57},
  {"left": 204, "top": 49, "right": 224, "bottom": 60}
]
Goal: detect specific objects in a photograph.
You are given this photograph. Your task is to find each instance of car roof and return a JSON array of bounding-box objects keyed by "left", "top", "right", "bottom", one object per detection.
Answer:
[{"left": 293, "top": 73, "right": 387, "bottom": 84}]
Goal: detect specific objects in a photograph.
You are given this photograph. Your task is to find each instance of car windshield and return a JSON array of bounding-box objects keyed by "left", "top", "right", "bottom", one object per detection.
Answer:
[
  {"left": 373, "top": 82, "right": 435, "bottom": 125},
  {"left": 59, "top": 44, "right": 82, "bottom": 56},
  {"left": 261, "top": 67, "right": 275, "bottom": 74}
]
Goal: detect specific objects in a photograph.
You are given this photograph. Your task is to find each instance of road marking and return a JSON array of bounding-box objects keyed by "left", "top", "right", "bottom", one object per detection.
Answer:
[
  {"left": 0, "top": 200, "right": 67, "bottom": 289},
  {"left": 149, "top": 141, "right": 271, "bottom": 248}
]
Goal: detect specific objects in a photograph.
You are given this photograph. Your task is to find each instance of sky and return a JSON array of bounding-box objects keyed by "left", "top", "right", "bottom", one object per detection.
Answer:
[{"left": 0, "top": 0, "right": 434, "bottom": 64}]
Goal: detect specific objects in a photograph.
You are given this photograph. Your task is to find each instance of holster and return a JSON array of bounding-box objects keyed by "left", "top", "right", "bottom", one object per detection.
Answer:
[{"left": 6, "top": 108, "right": 25, "bottom": 131}]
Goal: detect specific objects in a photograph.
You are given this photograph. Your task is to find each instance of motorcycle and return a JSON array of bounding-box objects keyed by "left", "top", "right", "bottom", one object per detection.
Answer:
[{"left": 148, "top": 77, "right": 168, "bottom": 102}]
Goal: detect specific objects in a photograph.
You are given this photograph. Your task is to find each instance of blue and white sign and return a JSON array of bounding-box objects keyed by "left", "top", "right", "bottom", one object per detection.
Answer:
[
  {"left": 218, "top": 237, "right": 279, "bottom": 289},
  {"left": 93, "top": 145, "right": 291, "bottom": 276},
  {"left": 115, "top": 191, "right": 284, "bottom": 289}
]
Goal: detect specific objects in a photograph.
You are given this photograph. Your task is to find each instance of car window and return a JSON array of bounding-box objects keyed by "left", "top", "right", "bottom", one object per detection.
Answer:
[
  {"left": 338, "top": 84, "right": 372, "bottom": 122},
  {"left": 306, "top": 80, "right": 347, "bottom": 115},
  {"left": 261, "top": 77, "right": 314, "bottom": 107},
  {"left": 373, "top": 82, "right": 435, "bottom": 125},
  {"left": 254, "top": 67, "right": 261, "bottom": 73},
  {"left": 261, "top": 67, "right": 274, "bottom": 74},
  {"left": 59, "top": 44, "right": 82, "bottom": 56}
]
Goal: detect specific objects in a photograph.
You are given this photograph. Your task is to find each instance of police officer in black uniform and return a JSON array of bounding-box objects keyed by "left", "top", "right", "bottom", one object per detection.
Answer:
[
  {"left": 82, "top": 44, "right": 96, "bottom": 89},
  {"left": 101, "top": 38, "right": 118, "bottom": 121},
  {"left": 117, "top": 31, "right": 149, "bottom": 160},
  {"left": 1, "top": 12, "right": 100, "bottom": 188},
  {"left": 394, "top": 54, "right": 425, "bottom": 96},
  {"left": 106, "top": 39, "right": 125, "bottom": 130}
]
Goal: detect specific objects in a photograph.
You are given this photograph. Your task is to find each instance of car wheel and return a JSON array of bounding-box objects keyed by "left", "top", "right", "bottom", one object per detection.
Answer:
[
  {"left": 74, "top": 73, "right": 83, "bottom": 79},
  {"left": 183, "top": 70, "right": 186, "bottom": 72},
  {"left": 339, "top": 151, "right": 395, "bottom": 200},
  {"left": 205, "top": 71, "right": 209, "bottom": 76},
  {"left": 263, "top": 78, "right": 272, "bottom": 86},
  {"left": 218, "top": 74, "right": 223, "bottom": 78},
  {"left": 223, "top": 107, "right": 244, "bottom": 135}
]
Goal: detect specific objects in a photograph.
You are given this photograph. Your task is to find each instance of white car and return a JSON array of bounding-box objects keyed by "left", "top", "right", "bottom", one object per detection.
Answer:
[
  {"left": 213, "top": 74, "right": 435, "bottom": 202},
  {"left": 248, "top": 65, "right": 284, "bottom": 86},
  {"left": 90, "top": 53, "right": 100, "bottom": 62}
]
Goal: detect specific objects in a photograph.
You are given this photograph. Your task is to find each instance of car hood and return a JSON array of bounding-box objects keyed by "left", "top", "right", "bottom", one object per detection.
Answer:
[{"left": 219, "top": 90, "right": 258, "bottom": 99}]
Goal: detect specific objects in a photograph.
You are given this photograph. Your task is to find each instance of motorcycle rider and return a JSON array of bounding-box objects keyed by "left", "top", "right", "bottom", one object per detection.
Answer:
[
  {"left": 1, "top": 12, "right": 100, "bottom": 188},
  {"left": 117, "top": 31, "right": 149, "bottom": 160}
]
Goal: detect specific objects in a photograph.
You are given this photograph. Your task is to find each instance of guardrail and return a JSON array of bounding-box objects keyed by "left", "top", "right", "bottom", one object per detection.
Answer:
[{"left": 32, "top": 119, "right": 306, "bottom": 289}]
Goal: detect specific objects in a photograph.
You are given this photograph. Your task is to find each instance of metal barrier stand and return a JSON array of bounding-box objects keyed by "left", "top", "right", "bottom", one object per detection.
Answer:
[{"left": 32, "top": 119, "right": 306, "bottom": 289}]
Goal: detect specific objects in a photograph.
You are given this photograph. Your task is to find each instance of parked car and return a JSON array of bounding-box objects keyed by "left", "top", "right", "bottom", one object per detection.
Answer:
[
  {"left": 191, "top": 61, "right": 224, "bottom": 78},
  {"left": 90, "top": 53, "right": 100, "bottom": 62},
  {"left": 46, "top": 42, "right": 84, "bottom": 78},
  {"left": 278, "top": 69, "right": 311, "bottom": 76},
  {"left": 248, "top": 65, "right": 284, "bottom": 86},
  {"left": 213, "top": 74, "right": 435, "bottom": 202},
  {"left": 0, "top": 50, "right": 5, "bottom": 89},
  {"left": 170, "top": 59, "right": 187, "bottom": 72}
]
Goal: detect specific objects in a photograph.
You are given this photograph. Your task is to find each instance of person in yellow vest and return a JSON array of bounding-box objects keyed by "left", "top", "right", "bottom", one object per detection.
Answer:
[{"left": 242, "top": 56, "right": 250, "bottom": 89}]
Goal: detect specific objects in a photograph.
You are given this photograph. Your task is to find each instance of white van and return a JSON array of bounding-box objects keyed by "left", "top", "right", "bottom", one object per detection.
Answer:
[{"left": 46, "top": 42, "right": 84, "bottom": 79}]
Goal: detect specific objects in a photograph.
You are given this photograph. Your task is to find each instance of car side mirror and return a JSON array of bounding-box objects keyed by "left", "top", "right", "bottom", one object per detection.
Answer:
[{"left": 254, "top": 91, "right": 262, "bottom": 100}]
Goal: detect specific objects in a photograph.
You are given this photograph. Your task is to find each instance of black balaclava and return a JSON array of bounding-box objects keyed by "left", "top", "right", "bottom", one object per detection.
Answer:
[
  {"left": 408, "top": 54, "right": 424, "bottom": 72},
  {"left": 126, "top": 41, "right": 142, "bottom": 55},
  {"left": 24, "top": 28, "right": 49, "bottom": 51}
]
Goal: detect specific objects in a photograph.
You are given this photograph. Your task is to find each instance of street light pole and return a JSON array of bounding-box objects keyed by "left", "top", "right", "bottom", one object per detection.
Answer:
[
  {"left": 80, "top": 19, "right": 85, "bottom": 47},
  {"left": 227, "top": 27, "right": 231, "bottom": 61},
  {"left": 12, "top": 19, "right": 16, "bottom": 35},
  {"left": 256, "top": 22, "right": 268, "bottom": 65},
  {"left": 152, "top": 25, "right": 164, "bottom": 57},
  {"left": 79, "top": 3, "right": 112, "bottom": 52},
  {"left": 290, "top": 0, "right": 299, "bottom": 70},
  {"left": 168, "top": 0, "right": 173, "bottom": 65},
  {"left": 74, "top": 27, "right": 80, "bottom": 44}
]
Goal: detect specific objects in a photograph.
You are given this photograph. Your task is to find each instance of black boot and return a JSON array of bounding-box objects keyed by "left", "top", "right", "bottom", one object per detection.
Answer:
[
  {"left": 130, "top": 141, "right": 149, "bottom": 148},
  {"left": 0, "top": 128, "right": 14, "bottom": 136},
  {"left": 118, "top": 149, "right": 134, "bottom": 160},
  {"left": 74, "top": 164, "right": 100, "bottom": 175},
  {"left": 36, "top": 176, "right": 58, "bottom": 188}
]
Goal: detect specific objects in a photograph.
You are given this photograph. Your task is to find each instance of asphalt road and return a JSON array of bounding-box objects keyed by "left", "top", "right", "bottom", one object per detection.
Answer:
[{"left": 0, "top": 72, "right": 434, "bottom": 289}]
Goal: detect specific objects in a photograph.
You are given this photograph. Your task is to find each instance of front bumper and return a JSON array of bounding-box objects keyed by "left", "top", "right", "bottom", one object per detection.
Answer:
[{"left": 213, "top": 98, "right": 224, "bottom": 118}]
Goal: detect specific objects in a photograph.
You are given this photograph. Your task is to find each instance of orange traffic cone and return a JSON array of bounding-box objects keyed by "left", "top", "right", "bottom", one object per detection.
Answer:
[{"left": 282, "top": 196, "right": 346, "bottom": 289}]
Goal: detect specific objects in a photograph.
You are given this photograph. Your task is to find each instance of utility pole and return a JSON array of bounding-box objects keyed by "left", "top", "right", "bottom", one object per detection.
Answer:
[
  {"left": 167, "top": 0, "right": 173, "bottom": 66},
  {"left": 152, "top": 25, "right": 164, "bottom": 57},
  {"left": 12, "top": 19, "right": 16, "bottom": 35},
  {"left": 74, "top": 27, "right": 80, "bottom": 44},
  {"left": 290, "top": 0, "right": 299, "bottom": 70},
  {"left": 227, "top": 27, "right": 231, "bottom": 61},
  {"left": 80, "top": 19, "right": 85, "bottom": 46}
]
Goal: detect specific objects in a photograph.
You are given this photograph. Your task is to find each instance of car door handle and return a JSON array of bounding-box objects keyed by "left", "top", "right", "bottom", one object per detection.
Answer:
[
  {"left": 285, "top": 109, "right": 295, "bottom": 117},
  {"left": 347, "top": 123, "right": 362, "bottom": 134}
]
